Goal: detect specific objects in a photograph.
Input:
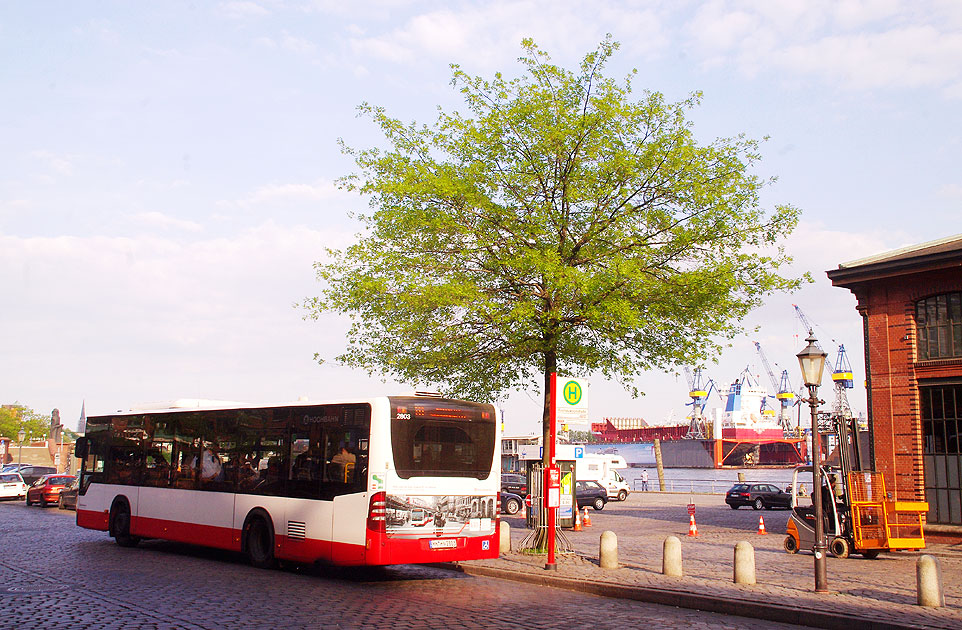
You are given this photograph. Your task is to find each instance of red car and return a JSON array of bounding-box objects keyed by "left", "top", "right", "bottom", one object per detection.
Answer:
[{"left": 25, "top": 474, "right": 76, "bottom": 507}]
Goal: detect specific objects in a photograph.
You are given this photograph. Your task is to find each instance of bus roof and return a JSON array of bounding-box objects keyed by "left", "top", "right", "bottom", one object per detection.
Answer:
[{"left": 92, "top": 393, "right": 491, "bottom": 418}]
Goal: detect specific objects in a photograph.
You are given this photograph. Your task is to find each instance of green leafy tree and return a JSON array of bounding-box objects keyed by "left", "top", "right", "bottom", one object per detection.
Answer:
[
  {"left": 0, "top": 405, "right": 51, "bottom": 443},
  {"left": 305, "top": 37, "right": 802, "bottom": 454},
  {"left": 567, "top": 430, "right": 595, "bottom": 444}
]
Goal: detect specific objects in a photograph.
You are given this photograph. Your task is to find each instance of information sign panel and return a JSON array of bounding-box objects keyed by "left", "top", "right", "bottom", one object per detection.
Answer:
[
  {"left": 556, "top": 377, "right": 588, "bottom": 422},
  {"left": 545, "top": 466, "right": 561, "bottom": 508}
]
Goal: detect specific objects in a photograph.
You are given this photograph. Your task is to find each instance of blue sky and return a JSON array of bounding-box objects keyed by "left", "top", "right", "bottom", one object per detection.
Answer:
[{"left": 2, "top": 1, "right": 960, "bottom": 434}]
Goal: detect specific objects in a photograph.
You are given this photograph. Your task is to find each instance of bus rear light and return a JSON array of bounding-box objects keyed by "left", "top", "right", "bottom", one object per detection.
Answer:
[{"left": 367, "top": 491, "right": 387, "bottom": 533}]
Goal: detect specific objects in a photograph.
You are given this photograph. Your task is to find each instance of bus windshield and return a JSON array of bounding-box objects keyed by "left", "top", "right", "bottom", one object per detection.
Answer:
[{"left": 389, "top": 397, "right": 495, "bottom": 480}]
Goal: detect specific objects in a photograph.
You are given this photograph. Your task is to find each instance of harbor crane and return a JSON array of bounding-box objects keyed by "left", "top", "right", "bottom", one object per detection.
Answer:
[
  {"left": 831, "top": 344, "right": 855, "bottom": 419},
  {"left": 683, "top": 367, "right": 722, "bottom": 439},
  {"left": 753, "top": 341, "right": 798, "bottom": 433},
  {"left": 792, "top": 304, "right": 855, "bottom": 422}
]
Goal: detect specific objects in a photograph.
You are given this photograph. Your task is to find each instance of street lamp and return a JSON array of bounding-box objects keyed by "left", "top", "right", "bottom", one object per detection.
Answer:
[
  {"left": 797, "top": 330, "right": 828, "bottom": 593},
  {"left": 17, "top": 426, "right": 26, "bottom": 469}
]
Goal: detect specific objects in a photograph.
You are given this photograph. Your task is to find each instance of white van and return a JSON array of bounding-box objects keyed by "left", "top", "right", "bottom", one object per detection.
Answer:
[{"left": 576, "top": 454, "right": 631, "bottom": 501}]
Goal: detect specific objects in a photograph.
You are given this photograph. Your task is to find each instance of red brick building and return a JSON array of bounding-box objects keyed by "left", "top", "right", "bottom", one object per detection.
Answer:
[{"left": 828, "top": 234, "right": 962, "bottom": 529}]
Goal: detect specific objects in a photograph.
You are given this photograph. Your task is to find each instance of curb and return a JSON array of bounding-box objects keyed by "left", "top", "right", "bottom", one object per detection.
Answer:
[{"left": 441, "top": 562, "right": 947, "bottom": 630}]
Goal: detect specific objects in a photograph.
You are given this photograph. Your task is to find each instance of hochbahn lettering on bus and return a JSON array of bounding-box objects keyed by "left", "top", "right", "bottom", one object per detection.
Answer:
[{"left": 73, "top": 395, "right": 500, "bottom": 568}]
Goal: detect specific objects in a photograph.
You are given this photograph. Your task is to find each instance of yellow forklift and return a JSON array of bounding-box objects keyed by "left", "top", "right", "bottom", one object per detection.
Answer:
[{"left": 784, "top": 416, "right": 928, "bottom": 559}]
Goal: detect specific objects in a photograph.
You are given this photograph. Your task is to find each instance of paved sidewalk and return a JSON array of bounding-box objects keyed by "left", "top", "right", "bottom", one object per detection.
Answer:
[{"left": 454, "top": 493, "right": 962, "bottom": 630}]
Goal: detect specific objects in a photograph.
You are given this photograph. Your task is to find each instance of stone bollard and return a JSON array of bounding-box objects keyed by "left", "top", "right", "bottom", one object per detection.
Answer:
[
  {"left": 917, "top": 554, "right": 945, "bottom": 607},
  {"left": 599, "top": 530, "right": 618, "bottom": 569},
  {"left": 499, "top": 522, "right": 511, "bottom": 554},
  {"left": 662, "top": 535, "right": 683, "bottom": 577},
  {"left": 733, "top": 541, "right": 756, "bottom": 585}
]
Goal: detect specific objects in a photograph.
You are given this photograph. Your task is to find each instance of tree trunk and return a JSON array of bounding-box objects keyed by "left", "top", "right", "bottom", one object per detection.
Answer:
[{"left": 542, "top": 350, "right": 556, "bottom": 467}]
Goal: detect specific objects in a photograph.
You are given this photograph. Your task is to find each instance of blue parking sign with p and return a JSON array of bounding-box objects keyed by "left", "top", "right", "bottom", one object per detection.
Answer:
[{"left": 574, "top": 446, "right": 584, "bottom": 458}]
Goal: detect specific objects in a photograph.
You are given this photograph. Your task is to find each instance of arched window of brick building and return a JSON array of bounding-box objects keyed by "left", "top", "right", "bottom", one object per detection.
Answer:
[{"left": 915, "top": 292, "right": 962, "bottom": 360}]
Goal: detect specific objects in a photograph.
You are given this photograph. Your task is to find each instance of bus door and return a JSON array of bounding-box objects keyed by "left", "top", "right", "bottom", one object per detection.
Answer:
[{"left": 330, "top": 430, "right": 369, "bottom": 564}]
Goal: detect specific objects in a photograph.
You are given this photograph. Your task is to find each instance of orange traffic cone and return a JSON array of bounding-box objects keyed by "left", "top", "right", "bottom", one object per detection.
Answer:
[
  {"left": 757, "top": 515, "right": 767, "bottom": 535},
  {"left": 687, "top": 514, "right": 699, "bottom": 537},
  {"left": 573, "top": 507, "right": 582, "bottom": 531},
  {"left": 583, "top": 506, "right": 592, "bottom": 527}
]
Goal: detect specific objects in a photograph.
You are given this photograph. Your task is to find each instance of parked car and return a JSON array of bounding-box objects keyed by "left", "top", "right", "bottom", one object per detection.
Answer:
[
  {"left": 18, "top": 465, "right": 57, "bottom": 486},
  {"left": 25, "top": 474, "right": 76, "bottom": 507},
  {"left": 1, "top": 463, "right": 28, "bottom": 473},
  {"left": 575, "top": 480, "right": 608, "bottom": 511},
  {"left": 725, "top": 482, "right": 793, "bottom": 510},
  {"left": 501, "top": 472, "right": 528, "bottom": 497},
  {"left": 58, "top": 477, "right": 80, "bottom": 510},
  {"left": 0, "top": 472, "right": 28, "bottom": 500},
  {"left": 500, "top": 491, "right": 524, "bottom": 515}
]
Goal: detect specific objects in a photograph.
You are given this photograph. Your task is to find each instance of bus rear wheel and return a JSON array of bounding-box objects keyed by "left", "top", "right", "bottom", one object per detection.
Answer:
[{"left": 245, "top": 515, "right": 276, "bottom": 569}]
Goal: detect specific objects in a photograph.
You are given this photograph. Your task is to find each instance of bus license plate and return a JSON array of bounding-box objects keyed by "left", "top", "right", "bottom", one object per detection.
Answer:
[{"left": 429, "top": 539, "right": 457, "bottom": 549}]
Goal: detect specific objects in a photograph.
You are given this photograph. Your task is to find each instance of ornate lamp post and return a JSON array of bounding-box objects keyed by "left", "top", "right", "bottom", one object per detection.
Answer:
[{"left": 797, "top": 331, "right": 828, "bottom": 593}]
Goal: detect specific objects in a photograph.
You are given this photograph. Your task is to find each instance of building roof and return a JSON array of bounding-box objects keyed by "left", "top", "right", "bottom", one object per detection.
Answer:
[{"left": 827, "top": 233, "right": 962, "bottom": 286}]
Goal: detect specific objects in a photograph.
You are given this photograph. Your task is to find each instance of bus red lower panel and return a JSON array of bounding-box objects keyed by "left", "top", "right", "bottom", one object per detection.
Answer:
[
  {"left": 275, "top": 535, "right": 334, "bottom": 564},
  {"left": 364, "top": 531, "right": 499, "bottom": 565},
  {"left": 77, "top": 508, "right": 109, "bottom": 531},
  {"left": 132, "top": 515, "right": 238, "bottom": 552}
]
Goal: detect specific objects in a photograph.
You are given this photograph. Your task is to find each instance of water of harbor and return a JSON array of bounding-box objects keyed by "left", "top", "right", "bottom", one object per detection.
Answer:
[{"left": 620, "top": 466, "right": 807, "bottom": 495}]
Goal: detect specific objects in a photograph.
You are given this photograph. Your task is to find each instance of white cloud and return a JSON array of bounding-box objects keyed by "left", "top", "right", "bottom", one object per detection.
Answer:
[
  {"left": 775, "top": 26, "right": 962, "bottom": 90},
  {"left": 0, "top": 223, "right": 359, "bottom": 421},
  {"left": 219, "top": 179, "right": 345, "bottom": 209},
  {"left": 217, "top": 1, "right": 271, "bottom": 20},
  {"left": 30, "top": 151, "right": 75, "bottom": 176},
  {"left": 347, "top": 1, "right": 670, "bottom": 72},
  {"left": 937, "top": 183, "right": 962, "bottom": 199},
  {"left": 280, "top": 32, "right": 318, "bottom": 54},
  {"left": 132, "top": 211, "right": 204, "bottom": 232},
  {"left": 684, "top": 1, "right": 962, "bottom": 93}
]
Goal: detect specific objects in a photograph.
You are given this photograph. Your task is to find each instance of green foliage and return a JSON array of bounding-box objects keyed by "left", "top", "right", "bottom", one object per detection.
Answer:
[
  {"left": 567, "top": 430, "right": 596, "bottom": 444},
  {"left": 0, "top": 405, "right": 52, "bottom": 442},
  {"left": 306, "top": 37, "right": 802, "bottom": 408}
]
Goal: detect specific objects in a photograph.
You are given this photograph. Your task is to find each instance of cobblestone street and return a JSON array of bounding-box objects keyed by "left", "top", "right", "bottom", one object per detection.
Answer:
[
  {"left": 507, "top": 491, "right": 962, "bottom": 606},
  {"left": 485, "top": 491, "right": 962, "bottom": 629},
  {"left": 1, "top": 501, "right": 803, "bottom": 630}
]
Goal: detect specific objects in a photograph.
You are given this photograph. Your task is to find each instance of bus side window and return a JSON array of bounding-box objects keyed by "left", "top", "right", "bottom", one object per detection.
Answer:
[
  {"left": 171, "top": 439, "right": 199, "bottom": 490},
  {"left": 325, "top": 429, "right": 368, "bottom": 496},
  {"left": 198, "top": 440, "right": 230, "bottom": 492},
  {"left": 106, "top": 446, "right": 142, "bottom": 485},
  {"left": 144, "top": 441, "right": 173, "bottom": 487},
  {"left": 80, "top": 436, "right": 106, "bottom": 493}
]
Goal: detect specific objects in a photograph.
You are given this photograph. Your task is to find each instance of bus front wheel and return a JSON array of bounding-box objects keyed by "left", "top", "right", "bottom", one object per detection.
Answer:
[
  {"left": 245, "top": 514, "right": 276, "bottom": 569},
  {"left": 110, "top": 501, "right": 140, "bottom": 548}
]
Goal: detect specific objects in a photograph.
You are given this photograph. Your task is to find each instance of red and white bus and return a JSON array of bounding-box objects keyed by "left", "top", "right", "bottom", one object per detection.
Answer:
[{"left": 74, "top": 394, "right": 500, "bottom": 567}]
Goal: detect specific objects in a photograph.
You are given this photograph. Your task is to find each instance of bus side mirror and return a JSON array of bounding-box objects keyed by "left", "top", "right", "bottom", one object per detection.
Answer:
[{"left": 74, "top": 437, "right": 89, "bottom": 459}]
